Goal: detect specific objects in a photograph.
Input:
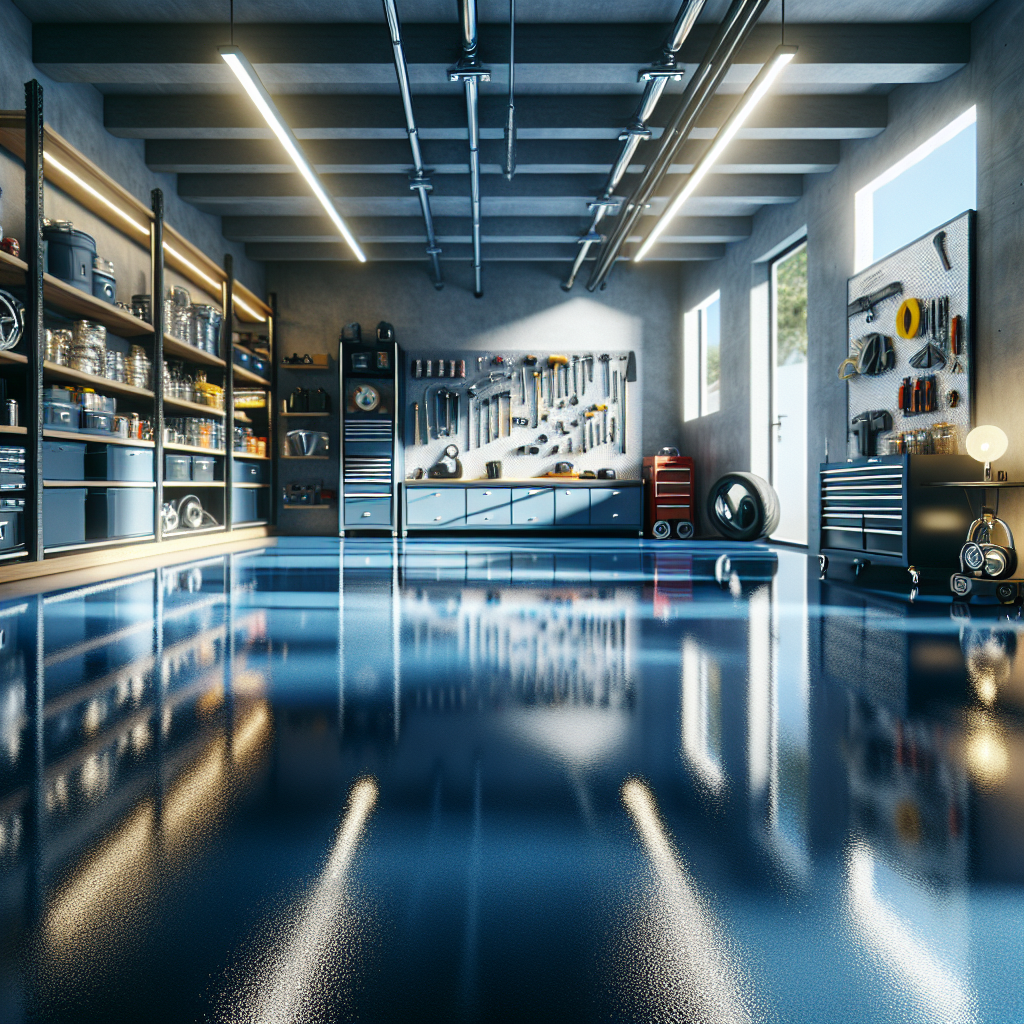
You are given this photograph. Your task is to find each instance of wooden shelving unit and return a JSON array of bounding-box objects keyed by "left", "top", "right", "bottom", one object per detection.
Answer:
[{"left": 0, "top": 97, "right": 276, "bottom": 580}]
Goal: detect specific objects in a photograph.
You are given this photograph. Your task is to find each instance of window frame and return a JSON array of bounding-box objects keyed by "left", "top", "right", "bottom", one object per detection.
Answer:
[{"left": 684, "top": 290, "right": 721, "bottom": 421}]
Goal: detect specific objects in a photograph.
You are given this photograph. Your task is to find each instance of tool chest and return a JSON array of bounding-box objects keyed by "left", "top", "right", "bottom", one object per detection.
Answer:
[
  {"left": 818, "top": 454, "right": 979, "bottom": 572},
  {"left": 642, "top": 455, "right": 695, "bottom": 539}
]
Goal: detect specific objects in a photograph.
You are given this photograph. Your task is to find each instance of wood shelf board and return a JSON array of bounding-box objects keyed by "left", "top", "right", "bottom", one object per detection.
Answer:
[
  {"left": 43, "top": 428, "right": 154, "bottom": 448},
  {"left": 162, "top": 334, "right": 226, "bottom": 369},
  {"left": 233, "top": 483, "right": 268, "bottom": 489},
  {"left": 282, "top": 504, "right": 332, "bottom": 509},
  {"left": 233, "top": 364, "right": 271, "bottom": 386},
  {"left": 0, "top": 249, "right": 27, "bottom": 288},
  {"left": 44, "top": 480, "right": 155, "bottom": 488},
  {"left": 0, "top": 524, "right": 273, "bottom": 587},
  {"left": 0, "top": 350, "right": 28, "bottom": 365},
  {"left": 280, "top": 362, "right": 331, "bottom": 370},
  {"left": 281, "top": 412, "right": 331, "bottom": 418},
  {"left": 44, "top": 275, "right": 153, "bottom": 336},
  {"left": 163, "top": 481, "right": 225, "bottom": 488},
  {"left": 45, "top": 533, "right": 156, "bottom": 554},
  {"left": 43, "top": 361, "right": 155, "bottom": 401},
  {"left": 0, "top": 425, "right": 28, "bottom": 434},
  {"left": 163, "top": 396, "right": 226, "bottom": 417},
  {"left": 232, "top": 452, "right": 270, "bottom": 460},
  {"left": 281, "top": 455, "right": 329, "bottom": 460},
  {"left": 163, "top": 443, "right": 225, "bottom": 455}
]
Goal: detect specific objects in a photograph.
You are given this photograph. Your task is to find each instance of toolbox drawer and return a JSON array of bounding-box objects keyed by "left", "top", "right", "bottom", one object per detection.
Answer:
[
  {"left": 511, "top": 487, "right": 555, "bottom": 526},
  {"left": 590, "top": 487, "right": 641, "bottom": 526},
  {"left": 345, "top": 497, "right": 392, "bottom": 527},
  {"left": 554, "top": 487, "right": 590, "bottom": 525},
  {"left": 406, "top": 488, "right": 466, "bottom": 527},
  {"left": 0, "top": 509, "right": 23, "bottom": 551}
]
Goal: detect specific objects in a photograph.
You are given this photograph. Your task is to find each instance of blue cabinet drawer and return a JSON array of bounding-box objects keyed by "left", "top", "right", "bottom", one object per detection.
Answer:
[
  {"left": 554, "top": 487, "right": 590, "bottom": 525},
  {"left": 466, "top": 487, "right": 511, "bottom": 525},
  {"left": 406, "top": 488, "right": 466, "bottom": 527},
  {"left": 511, "top": 487, "right": 555, "bottom": 526},
  {"left": 345, "top": 497, "right": 392, "bottom": 526},
  {"left": 589, "top": 487, "right": 641, "bottom": 526}
]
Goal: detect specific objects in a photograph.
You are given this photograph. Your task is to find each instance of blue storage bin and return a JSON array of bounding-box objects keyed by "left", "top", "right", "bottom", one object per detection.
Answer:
[
  {"left": 43, "top": 225, "right": 96, "bottom": 294},
  {"left": 86, "top": 488, "right": 154, "bottom": 539},
  {"left": 232, "top": 487, "right": 258, "bottom": 523},
  {"left": 43, "top": 488, "right": 87, "bottom": 547},
  {"left": 85, "top": 444, "right": 153, "bottom": 482},
  {"left": 43, "top": 441, "right": 86, "bottom": 480}
]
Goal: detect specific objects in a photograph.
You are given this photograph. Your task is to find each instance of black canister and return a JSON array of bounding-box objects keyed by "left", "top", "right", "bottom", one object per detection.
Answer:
[{"left": 43, "top": 223, "right": 96, "bottom": 294}]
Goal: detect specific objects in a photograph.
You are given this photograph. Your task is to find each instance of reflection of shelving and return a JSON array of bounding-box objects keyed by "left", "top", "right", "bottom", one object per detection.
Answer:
[
  {"left": 164, "top": 395, "right": 226, "bottom": 418},
  {"left": 163, "top": 480, "right": 225, "bottom": 488},
  {"left": 234, "top": 483, "right": 268, "bottom": 490},
  {"left": 45, "top": 534, "right": 156, "bottom": 554},
  {"left": 281, "top": 455, "right": 328, "bottom": 460},
  {"left": 163, "top": 525, "right": 226, "bottom": 538},
  {"left": 44, "top": 480, "right": 155, "bottom": 488},
  {"left": 233, "top": 364, "right": 271, "bottom": 386}
]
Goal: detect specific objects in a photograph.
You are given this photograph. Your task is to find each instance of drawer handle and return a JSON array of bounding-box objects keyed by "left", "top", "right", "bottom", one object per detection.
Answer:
[
  {"left": 434, "top": 516, "right": 442, "bottom": 521},
  {"left": 612, "top": 490, "right": 620, "bottom": 495},
  {"left": 483, "top": 516, "right": 491, "bottom": 521},
  {"left": 529, "top": 490, "right": 541, "bottom": 495},
  {"left": 612, "top": 513, "right": 619, "bottom": 518},
  {"left": 361, "top": 512, "right": 371, "bottom": 518},
  {"left": 434, "top": 492, "right": 442, "bottom": 497},
  {"left": 483, "top": 490, "right": 492, "bottom": 495},
  {"left": 528, "top": 517, "right": 537, "bottom": 522}
]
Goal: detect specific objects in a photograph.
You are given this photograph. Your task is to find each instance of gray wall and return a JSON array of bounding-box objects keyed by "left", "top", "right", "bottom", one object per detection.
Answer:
[
  {"left": 267, "top": 259, "right": 681, "bottom": 533},
  {"left": 676, "top": 0, "right": 1024, "bottom": 545},
  {"left": 0, "top": 0, "right": 264, "bottom": 296}
]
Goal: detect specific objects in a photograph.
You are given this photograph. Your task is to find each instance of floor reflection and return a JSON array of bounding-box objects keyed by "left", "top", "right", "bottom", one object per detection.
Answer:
[{"left": 0, "top": 538, "right": 1020, "bottom": 1022}]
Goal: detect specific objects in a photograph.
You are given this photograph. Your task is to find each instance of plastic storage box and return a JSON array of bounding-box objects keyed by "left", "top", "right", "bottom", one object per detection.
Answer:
[
  {"left": 82, "top": 411, "right": 114, "bottom": 433},
  {"left": 43, "top": 401, "right": 80, "bottom": 429},
  {"left": 43, "top": 441, "right": 86, "bottom": 480},
  {"left": 43, "top": 488, "right": 87, "bottom": 547},
  {"left": 85, "top": 444, "right": 153, "bottom": 482},
  {"left": 232, "top": 487, "right": 258, "bottom": 523},
  {"left": 86, "top": 488, "right": 155, "bottom": 539},
  {"left": 191, "top": 456, "right": 216, "bottom": 482},
  {"left": 43, "top": 225, "right": 96, "bottom": 294},
  {"left": 232, "top": 460, "right": 266, "bottom": 483},
  {"left": 165, "top": 454, "right": 191, "bottom": 480}
]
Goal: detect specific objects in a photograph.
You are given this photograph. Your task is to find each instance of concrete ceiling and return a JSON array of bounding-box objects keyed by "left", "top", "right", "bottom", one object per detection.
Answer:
[{"left": 16, "top": 0, "right": 989, "bottom": 280}]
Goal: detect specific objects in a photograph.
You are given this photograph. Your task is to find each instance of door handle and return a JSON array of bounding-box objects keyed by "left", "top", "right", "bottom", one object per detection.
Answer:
[
  {"left": 772, "top": 413, "right": 787, "bottom": 441},
  {"left": 361, "top": 511, "right": 371, "bottom": 518}
]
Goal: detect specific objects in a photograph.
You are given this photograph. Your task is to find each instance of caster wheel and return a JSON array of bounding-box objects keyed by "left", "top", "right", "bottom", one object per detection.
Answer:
[
  {"left": 996, "top": 582, "right": 1018, "bottom": 605},
  {"left": 819, "top": 554, "right": 829, "bottom": 578},
  {"left": 675, "top": 520, "right": 694, "bottom": 540},
  {"left": 652, "top": 520, "right": 671, "bottom": 540}
]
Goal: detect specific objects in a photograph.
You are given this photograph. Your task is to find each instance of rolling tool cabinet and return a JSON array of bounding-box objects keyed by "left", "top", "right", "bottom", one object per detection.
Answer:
[
  {"left": 642, "top": 454, "right": 695, "bottom": 539},
  {"left": 818, "top": 454, "right": 980, "bottom": 582}
]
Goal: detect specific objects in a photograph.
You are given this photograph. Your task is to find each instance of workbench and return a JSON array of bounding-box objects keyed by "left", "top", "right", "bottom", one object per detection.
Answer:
[{"left": 401, "top": 480, "right": 642, "bottom": 534}]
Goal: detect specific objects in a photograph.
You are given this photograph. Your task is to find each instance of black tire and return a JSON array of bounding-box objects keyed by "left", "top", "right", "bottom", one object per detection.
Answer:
[
  {"left": 675, "top": 520, "right": 694, "bottom": 540},
  {"left": 652, "top": 520, "right": 671, "bottom": 540},
  {"left": 705, "top": 472, "right": 781, "bottom": 541}
]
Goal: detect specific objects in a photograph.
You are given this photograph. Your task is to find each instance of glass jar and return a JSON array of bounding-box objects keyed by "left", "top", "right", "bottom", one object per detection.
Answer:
[{"left": 70, "top": 320, "right": 106, "bottom": 376}]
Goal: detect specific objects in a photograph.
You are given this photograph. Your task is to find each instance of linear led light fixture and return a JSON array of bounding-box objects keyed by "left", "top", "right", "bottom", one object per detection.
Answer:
[
  {"left": 45, "top": 152, "right": 266, "bottom": 321},
  {"left": 219, "top": 45, "right": 366, "bottom": 263},
  {"left": 634, "top": 44, "right": 797, "bottom": 262}
]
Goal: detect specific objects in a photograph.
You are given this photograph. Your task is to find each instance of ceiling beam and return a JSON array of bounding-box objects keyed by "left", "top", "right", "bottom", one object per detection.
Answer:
[
  {"left": 147, "top": 137, "right": 839, "bottom": 175},
  {"left": 242, "top": 241, "right": 726, "bottom": 262},
  {"left": 221, "top": 214, "right": 753, "bottom": 245},
  {"left": 35, "top": 22, "right": 968, "bottom": 82},
  {"left": 107, "top": 92, "right": 887, "bottom": 141}
]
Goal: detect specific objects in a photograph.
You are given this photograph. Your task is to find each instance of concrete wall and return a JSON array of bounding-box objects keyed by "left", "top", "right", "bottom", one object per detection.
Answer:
[
  {"left": 676, "top": 0, "right": 1024, "bottom": 546},
  {"left": 266, "top": 259, "right": 681, "bottom": 533},
  {"left": 0, "top": 0, "right": 264, "bottom": 296}
]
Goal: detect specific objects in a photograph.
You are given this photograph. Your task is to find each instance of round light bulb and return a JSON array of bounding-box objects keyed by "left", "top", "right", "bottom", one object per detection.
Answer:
[{"left": 966, "top": 425, "right": 1008, "bottom": 465}]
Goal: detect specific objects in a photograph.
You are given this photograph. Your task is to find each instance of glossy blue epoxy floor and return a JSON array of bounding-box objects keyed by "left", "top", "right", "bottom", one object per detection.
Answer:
[{"left": 0, "top": 538, "right": 1021, "bottom": 1023}]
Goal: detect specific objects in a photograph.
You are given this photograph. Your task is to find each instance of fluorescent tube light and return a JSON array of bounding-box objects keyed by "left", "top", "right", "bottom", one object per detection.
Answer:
[
  {"left": 44, "top": 152, "right": 150, "bottom": 238},
  {"left": 219, "top": 45, "right": 366, "bottom": 263},
  {"left": 634, "top": 45, "right": 797, "bottom": 262}
]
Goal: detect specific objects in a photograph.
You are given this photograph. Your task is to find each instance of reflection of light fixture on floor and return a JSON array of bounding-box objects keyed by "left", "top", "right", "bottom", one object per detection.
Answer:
[
  {"left": 220, "top": 46, "right": 366, "bottom": 263},
  {"left": 634, "top": 45, "right": 797, "bottom": 262},
  {"left": 966, "top": 425, "right": 1008, "bottom": 481}
]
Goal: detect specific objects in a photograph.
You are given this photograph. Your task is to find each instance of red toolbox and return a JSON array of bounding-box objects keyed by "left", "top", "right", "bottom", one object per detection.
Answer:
[{"left": 642, "top": 455, "right": 695, "bottom": 539}]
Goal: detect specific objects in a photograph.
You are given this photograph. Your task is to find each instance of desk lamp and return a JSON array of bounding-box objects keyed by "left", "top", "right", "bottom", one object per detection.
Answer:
[{"left": 966, "top": 425, "right": 1008, "bottom": 481}]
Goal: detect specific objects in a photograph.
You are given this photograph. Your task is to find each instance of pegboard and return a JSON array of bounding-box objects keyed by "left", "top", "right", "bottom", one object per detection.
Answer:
[
  {"left": 402, "top": 349, "right": 641, "bottom": 482},
  {"left": 846, "top": 210, "right": 974, "bottom": 459}
]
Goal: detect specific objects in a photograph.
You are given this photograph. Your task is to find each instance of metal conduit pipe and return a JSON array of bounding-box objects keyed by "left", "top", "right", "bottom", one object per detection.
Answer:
[
  {"left": 562, "top": 0, "right": 707, "bottom": 292},
  {"left": 586, "top": 0, "right": 771, "bottom": 292},
  {"left": 383, "top": 0, "right": 444, "bottom": 289},
  {"left": 449, "top": 0, "right": 489, "bottom": 297}
]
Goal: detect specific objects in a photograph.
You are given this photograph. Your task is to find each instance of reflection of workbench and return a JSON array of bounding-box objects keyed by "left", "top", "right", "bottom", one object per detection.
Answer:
[{"left": 402, "top": 480, "right": 641, "bottom": 534}]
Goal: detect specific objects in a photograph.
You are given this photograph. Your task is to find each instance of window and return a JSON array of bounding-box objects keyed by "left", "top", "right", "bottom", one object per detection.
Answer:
[
  {"left": 855, "top": 106, "right": 976, "bottom": 271},
  {"left": 683, "top": 291, "right": 720, "bottom": 421}
]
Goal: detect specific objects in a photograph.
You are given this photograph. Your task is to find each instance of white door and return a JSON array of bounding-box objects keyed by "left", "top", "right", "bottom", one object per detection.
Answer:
[{"left": 769, "top": 242, "right": 808, "bottom": 545}]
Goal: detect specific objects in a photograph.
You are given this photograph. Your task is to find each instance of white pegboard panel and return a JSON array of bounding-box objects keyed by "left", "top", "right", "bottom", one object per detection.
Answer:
[
  {"left": 846, "top": 210, "right": 974, "bottom": 459},
  {"left": 402, "top": 349, "right": 641, "bottom": 482}
]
